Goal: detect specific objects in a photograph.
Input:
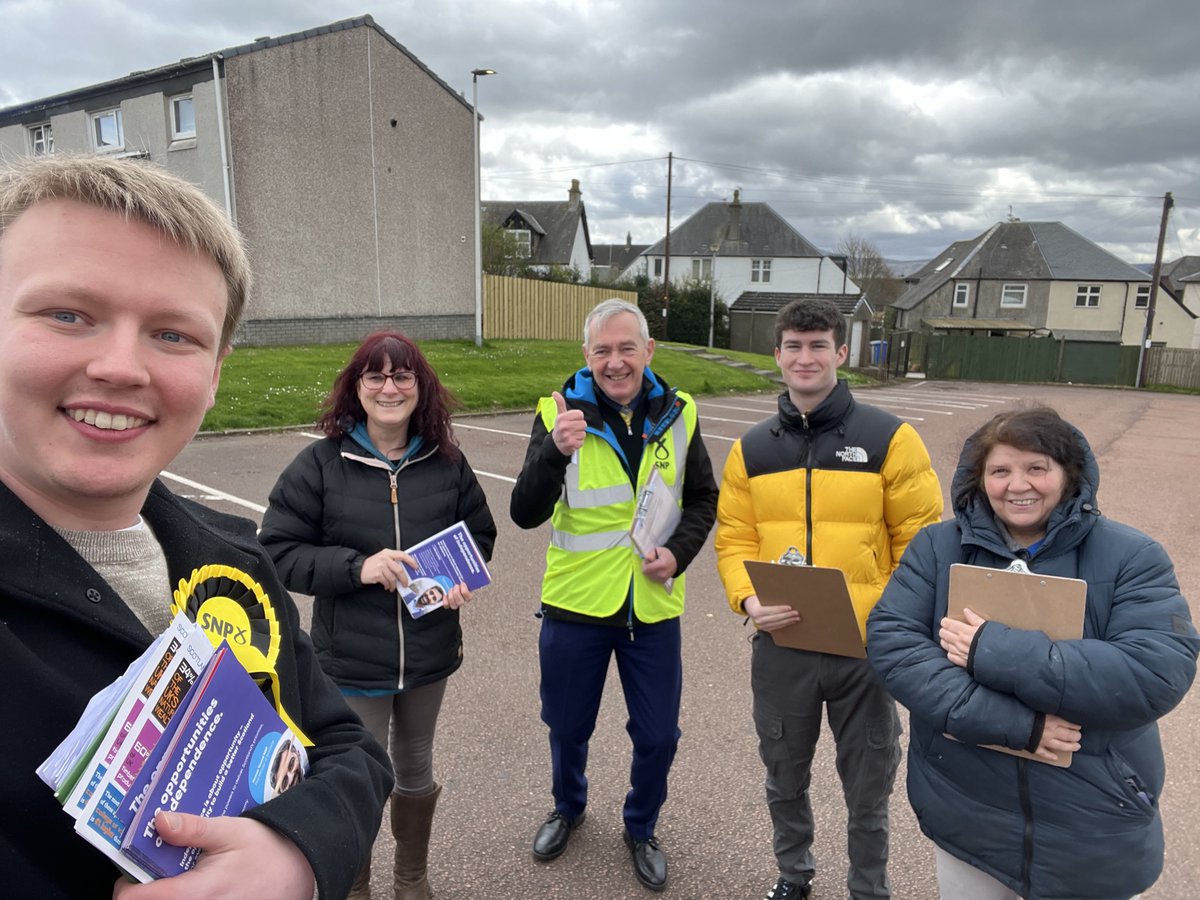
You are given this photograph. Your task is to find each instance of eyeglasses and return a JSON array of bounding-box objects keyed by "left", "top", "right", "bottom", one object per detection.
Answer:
[{"left": 360, "top": 370, "right": 417, "bottom": 390}]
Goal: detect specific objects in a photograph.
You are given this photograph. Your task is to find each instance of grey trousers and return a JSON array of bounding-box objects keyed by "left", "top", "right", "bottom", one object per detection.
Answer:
[
  {"left": 344, "top": 678, "right": 448, "bottom": 796},
  {"left": 751, "top": 633, "right": 901, "bottom": 900}
]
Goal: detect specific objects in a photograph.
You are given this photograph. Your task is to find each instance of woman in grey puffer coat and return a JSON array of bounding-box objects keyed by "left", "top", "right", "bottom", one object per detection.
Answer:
[{"left": 867, "top": 407, "right": 1197, "bottom": 900}]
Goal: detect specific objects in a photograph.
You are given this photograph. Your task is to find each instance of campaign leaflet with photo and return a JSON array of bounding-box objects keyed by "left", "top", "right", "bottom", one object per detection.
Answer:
[
  {"left": 119, "top": 642, "right": 309, "bottom": 881},
  {"left": 398, "top": 521, "right": 491, "bottom": 619},
  {"left": 68, "top": 618, "right": 214, "bottom": 880}
]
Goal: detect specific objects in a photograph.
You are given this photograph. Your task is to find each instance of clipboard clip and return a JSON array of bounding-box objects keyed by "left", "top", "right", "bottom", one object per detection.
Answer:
[
  {"left": 778, "top": 546, "right": 808, "bottom": 567},
  {"left": 1005, "top": 559, "right": 1032, "bottom": 574}
]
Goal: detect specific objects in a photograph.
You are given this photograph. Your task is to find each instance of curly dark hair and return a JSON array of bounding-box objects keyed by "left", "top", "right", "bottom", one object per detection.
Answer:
[
  {"left": 954, "top": 406, "right": 1085, "bottom": 511},
  {"left": 774, "top": 298, "right": 847, "bottom": 347},
  {"left": 316, "top": 331, "right": 461, "bottom": 461}
]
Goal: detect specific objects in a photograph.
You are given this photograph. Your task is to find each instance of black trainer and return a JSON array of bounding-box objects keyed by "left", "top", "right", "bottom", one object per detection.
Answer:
[
  {"left": 764, "top": 877, "right": 811, "bottom": 899},
  {"left": 531, "top": 810, "right": 585, "bottom": 861}
]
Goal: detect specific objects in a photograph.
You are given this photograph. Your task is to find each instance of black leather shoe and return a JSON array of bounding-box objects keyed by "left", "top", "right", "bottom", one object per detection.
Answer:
[
  {"left": 623, "top": 828, "right": 668, "bottom": 892},
  {"left": 532, "top": 810, "right": 585, "bottom": 861},
  {"left": 764, "top": 876, "right": 811, "bottom": 899}
]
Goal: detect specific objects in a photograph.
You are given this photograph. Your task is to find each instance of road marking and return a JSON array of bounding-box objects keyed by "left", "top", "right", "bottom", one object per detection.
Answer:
[
  {"left": 159, "top": 471, "right": 267, "bottom": 513},
  {"left": 453, "top": 422, "right": 532, "bottom": 439}
]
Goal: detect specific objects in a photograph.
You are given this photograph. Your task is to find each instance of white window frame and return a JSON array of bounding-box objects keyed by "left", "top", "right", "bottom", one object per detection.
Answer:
[
  {"left": 91, "top": 108, "right": 124, "bottom": 152},
  {"left": 1135, "top": 284, "right": 1150, "bottom": 309},
  {"left": 953, "top": 283, "right": 969, "bottom": 308},
  {"left": 505, "top": 228, "right": 531, "bottom": 259},
  {"left": 692, "top": 258, "right": 712, "bottom": 280},
  {"left": 653, "top": 258, "right": 663, "bottom": 277},
  {"left": 169, "top": 94, "right": 195, "bottom": 139},
  {"left": 1000, "top": 283, "right": 1027, "bottom": 308},
  {"left": 28, "top": 122, "right": 54, "bottom": 156},
  {"left": 1075, "top": 284, "right": 1101, "bottom": 308},
  {"left": 752, "top": 259, "right": 772, "bottom": 283}
]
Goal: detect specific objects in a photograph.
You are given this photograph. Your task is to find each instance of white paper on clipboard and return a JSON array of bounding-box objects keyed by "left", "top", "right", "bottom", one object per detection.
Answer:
[{"left": 630, "top": 468, "right": 681, "bottom": 558}]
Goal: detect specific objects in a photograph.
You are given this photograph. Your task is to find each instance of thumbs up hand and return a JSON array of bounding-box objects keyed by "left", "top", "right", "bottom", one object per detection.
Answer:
[{"left": 551, "top": 390, "right": 587, "bottom": 456}]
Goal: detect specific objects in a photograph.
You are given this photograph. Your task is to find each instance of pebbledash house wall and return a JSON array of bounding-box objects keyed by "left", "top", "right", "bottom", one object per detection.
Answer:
[{"left": 0, "top": 17, "right": 477, "bottom": 347}]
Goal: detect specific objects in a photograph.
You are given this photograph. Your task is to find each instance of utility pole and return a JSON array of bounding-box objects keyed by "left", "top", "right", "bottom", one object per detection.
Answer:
[
  {"left": 1136, "top": 191, "right": 1174, "bottom": 388},
  {"left": 662, "top": 152, "right": 673, "bottom": 340}
]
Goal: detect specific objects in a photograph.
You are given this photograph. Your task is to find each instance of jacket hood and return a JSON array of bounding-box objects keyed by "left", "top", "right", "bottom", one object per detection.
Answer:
[{"left": 952, "top": 419, "right": 1101, "bottom": 555}]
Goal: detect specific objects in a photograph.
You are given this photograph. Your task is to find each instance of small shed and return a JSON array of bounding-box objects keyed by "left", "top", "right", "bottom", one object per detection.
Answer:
[{"left": 730, "top": 292, "right": 874, "bottom": 365}]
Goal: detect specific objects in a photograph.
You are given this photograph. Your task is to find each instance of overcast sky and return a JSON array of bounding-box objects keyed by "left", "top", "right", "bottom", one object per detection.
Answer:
[{"left": 3, "top": 0, "right": 1197, "bottom": 264}]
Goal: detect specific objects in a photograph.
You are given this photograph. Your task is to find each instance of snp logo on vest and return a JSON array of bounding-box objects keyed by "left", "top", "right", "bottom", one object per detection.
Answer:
[{"left": 835, "top": 446, "right": 869, "bottom": 464}]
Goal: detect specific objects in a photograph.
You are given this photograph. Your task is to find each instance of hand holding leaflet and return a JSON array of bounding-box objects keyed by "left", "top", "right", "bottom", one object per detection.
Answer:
[{"left": 396, "top": 521, "right": 491, "bottom": 619}]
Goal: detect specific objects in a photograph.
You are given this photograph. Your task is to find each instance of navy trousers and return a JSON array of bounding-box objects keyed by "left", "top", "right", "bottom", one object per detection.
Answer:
[{"left": 538, "top": 615, "right": 682, "bottom": 839}]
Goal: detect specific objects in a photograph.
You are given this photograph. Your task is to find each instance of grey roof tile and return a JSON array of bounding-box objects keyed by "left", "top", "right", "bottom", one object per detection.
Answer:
[{"left": 643, "top": 200, "right": 823, "bottom": 258}]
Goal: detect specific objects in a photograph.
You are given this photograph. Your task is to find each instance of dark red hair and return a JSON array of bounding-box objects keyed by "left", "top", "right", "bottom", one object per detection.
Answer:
[{"left": 317, "top": 332, "right": 461, "bottom": 461}]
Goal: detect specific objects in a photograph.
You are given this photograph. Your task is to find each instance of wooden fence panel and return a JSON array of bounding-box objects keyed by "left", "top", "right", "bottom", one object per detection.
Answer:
[
  {"left": 1144, "top": 347, "right": 1200, "bottom": 389},
  {"left": 484, "top": 276, "right": 637, "bottom": 341}
]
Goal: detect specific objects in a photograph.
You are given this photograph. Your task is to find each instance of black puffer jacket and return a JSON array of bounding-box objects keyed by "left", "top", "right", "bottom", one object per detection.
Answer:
[{"left": 260, "top": 435, "right": 496, "bottom": 693}]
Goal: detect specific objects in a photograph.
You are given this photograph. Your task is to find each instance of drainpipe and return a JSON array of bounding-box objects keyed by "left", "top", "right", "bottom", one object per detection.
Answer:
[{"left": 211, "top": 56, "right": 233, "bottom": 221}]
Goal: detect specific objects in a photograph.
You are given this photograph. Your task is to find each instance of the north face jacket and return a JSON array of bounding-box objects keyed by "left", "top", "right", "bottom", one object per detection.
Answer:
[
  {"left": 867, "top": 424, "right": 1199, "bottom": 899},
  {"left": 716, "top": 379, "right": 942, "bottom": 638}
]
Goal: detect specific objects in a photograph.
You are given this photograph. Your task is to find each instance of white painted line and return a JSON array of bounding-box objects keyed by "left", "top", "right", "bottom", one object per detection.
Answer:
[
  {"left": 474, "top": 469, "right": 516, "bottom": 484},
  {"left": 159, "top": 471, "right": 267, "bottom": 514},
  {"left": 453, "top": 422, "right": 532, "bottom": 439},
  {"left": 913, "top": 391, "right": 1019, "bottom": 402},
  {"left": 699, "top": 414, "right": 767, "bottom": 426},
  {"left": 700, "top": 400, "right": 778, "bottom": 413},
  {"left": 863, "top": 399, "right": 956, "bottom": 416},
  {"left": 869, "top": 395, "right": 989, "bottom": 410}
]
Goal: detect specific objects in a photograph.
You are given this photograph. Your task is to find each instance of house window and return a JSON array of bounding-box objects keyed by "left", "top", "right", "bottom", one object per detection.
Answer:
[
  {"left": 170, "top": 94, "right": 195, "bottom": 139},
  {"left": 1075, "top": 284, "right": 1101, "bottom": 308},
  {"left": 653, "top": 258, "right": 663, "bottom": 278},
  {"left": 692, "top": 258, "right": 712, "bottom": 279},
  {"left": 28, "top": 123, "right": 53, "bottom": 156},
  {"left": 953, "top": 284, "right": 969, "bottom": 308},
  {"left": 506, "top": 229, "right": 531, "bottom": 259},
  {"left": 1135, "top": 284, "right": 1150, "bottom": 309},
  {"left": 934, "top": 257, "right": 953, "bottom": 272},
  {"left": 91, "top": 109, "right": 124, "bottom": 152},
  {"left": 752, "top": 259, "right": 772, "bottom": 283},
  {"left": 1000, "top": 283, "right": 1027, "bottom": 308}
]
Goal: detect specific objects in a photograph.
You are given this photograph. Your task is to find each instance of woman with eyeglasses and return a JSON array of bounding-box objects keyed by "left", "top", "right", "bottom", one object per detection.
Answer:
[{"left": 260, "top": 331, "right": 496, "bottom": 900}]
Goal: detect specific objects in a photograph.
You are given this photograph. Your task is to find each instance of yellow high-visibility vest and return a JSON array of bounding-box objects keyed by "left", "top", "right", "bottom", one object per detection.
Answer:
[{"left": 537, "top": 391, "right": 697, "bottom": 622}]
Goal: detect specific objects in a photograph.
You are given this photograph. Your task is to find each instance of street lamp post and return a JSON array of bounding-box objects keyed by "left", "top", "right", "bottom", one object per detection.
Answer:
[
  {"left": 471, "top": 68, "right": 495, "bottom": 348},
  {"left": 707, "top": 242, "right": 719, "bottom": 349}
]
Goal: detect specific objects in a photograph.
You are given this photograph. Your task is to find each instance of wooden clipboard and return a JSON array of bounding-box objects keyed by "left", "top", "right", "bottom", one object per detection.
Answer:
[
  {"left": 744, "top": 561, "right": 865, "bottom": 659},
  {"left": 947, "top": 563, "right": 1087, "bottom": 767}
]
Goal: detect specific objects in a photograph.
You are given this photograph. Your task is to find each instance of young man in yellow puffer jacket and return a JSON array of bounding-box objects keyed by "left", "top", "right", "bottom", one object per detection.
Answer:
[{"left": 716, "top": 298, "right": 942, "bottom": 900}]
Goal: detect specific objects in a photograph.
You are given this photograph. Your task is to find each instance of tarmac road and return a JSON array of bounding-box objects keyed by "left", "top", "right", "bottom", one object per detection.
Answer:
[{"left": 171, "top": 380, "right": 1200, "bottom": 899}]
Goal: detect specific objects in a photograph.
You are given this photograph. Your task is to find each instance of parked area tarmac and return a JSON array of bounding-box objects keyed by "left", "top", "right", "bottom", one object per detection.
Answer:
[{"left": 171, "top": 380, "right": 1200, "bottom": 899}]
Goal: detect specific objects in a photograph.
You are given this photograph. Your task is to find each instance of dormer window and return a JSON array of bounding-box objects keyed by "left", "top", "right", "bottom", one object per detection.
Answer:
[{"left": 506, "top": 229, "right": 531, "bottom": 259}]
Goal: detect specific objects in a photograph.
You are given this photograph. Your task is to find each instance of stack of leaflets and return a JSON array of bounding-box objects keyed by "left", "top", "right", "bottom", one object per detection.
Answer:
[
  {"left": 38, "top": 613, "right": 308, "bottom": 882},
  {"left": 398, "top": 521, "right": 492, "bottom": 620}
]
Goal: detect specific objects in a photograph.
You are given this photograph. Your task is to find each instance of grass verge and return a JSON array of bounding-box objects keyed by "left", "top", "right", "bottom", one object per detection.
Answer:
[{"left": 202, "top": 340, "right": 782, "bottom": 432}]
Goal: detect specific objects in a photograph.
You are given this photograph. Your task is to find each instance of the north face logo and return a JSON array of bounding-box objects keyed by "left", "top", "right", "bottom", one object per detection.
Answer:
[{"left": 835, "top": 446, "right": 868, "bottom": 463}]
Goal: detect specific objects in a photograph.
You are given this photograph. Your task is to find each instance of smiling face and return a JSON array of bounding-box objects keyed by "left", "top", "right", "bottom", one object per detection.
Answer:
[
  {"left": 356, "top": 364, "right": 420, "bottom": 452},
  {"left": 0, "top": 199, "right": 228, "bottom": 530},
  {"left": 775, "top": 328, "right": 847, "bottom": 411},
  {"left": 982, "top": 443, "right": 1068, "bottom": 545},
  {"left": 583, "top": 310, "right": 654, "bottom": 407}
]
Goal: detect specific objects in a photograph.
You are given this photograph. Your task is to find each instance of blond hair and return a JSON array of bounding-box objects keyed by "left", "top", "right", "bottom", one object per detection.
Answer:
[{"left": 0, "top": 154, "right": 250, "bottom": 349}]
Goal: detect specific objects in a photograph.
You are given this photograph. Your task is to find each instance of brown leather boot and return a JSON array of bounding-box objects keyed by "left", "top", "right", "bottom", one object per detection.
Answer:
[
  {"left": 390, "top": 785, "right": 441, "bottom": 900},
  {"left": 346, "top": 861, "right": 372, "bottom": 900}
]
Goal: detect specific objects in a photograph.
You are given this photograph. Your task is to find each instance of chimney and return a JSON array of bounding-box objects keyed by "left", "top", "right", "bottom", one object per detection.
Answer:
[
  {"left": 728, "top": 189, "right": 742, "bottom": 243},
  {"left": 568, "top": 178, "right": 582, "bottom": 209},
  {"left": 625, "top": 232, "right": 632, "bottom": 248}
]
